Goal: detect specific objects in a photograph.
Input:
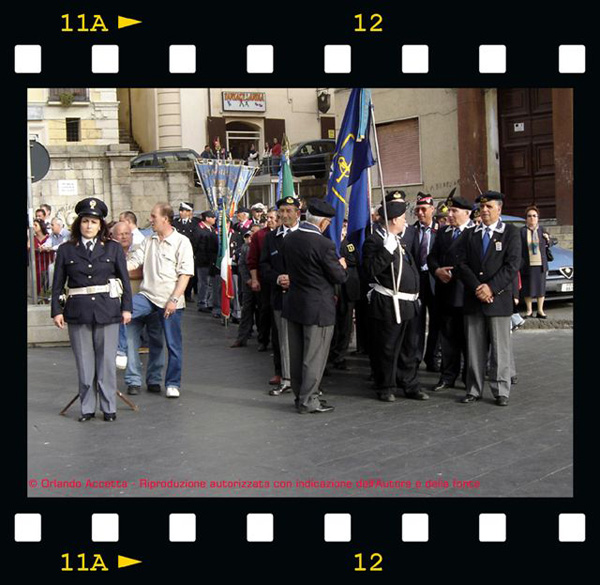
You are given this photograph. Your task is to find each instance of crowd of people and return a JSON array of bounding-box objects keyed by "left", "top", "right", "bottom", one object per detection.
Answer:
[{"left": 43, "top": 186, "right": 554, "bottom": 421}]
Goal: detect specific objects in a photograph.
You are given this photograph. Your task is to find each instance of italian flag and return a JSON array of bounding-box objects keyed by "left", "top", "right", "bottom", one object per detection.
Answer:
[{"left": 219, "top": 207, "right": 234, "bottom": 318}]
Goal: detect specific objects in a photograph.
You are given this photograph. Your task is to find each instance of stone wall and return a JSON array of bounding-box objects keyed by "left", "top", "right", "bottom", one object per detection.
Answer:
[
  {"left": 546, "top": 225, "right": 574, "bottom": 251},
  {"left": 32, "top": 146, "right": 210, "bottom": 226}
]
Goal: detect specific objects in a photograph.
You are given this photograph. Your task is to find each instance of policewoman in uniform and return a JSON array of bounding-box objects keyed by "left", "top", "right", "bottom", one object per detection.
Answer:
[{"left": 51, "top": 198, "right": 132, "bottom": 422}]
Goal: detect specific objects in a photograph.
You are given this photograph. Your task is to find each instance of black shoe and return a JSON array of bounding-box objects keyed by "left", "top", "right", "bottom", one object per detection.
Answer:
[
  {"left": 127, "top": 385, "right": 140, "bottom": 395},
  {"left": 406, "top": 390, "right": 430, "bottom": 400},
  {"left": 230, "top": 339, "right": 247, "bottom": 348},
  {"left": 332, "top": 360, "right": 350, "bottom": 371},
  {"left": 298, "top": 403, "right": 335, "bottom": 414},
  {"left": 197, "top": 306, "right": 211, "bottom": 313},
  {"left": 496, "top": 396, "right": 509, "bottom": 406},
  {"left": 231, "top": 316, "right": 241, "bottom": 324},
  {"left": 257, "top": 343, "right": 268, "bottom": 352},
  {"left": 536, "top": 313, "right": 547, "bottom": 319},
  {"left": 511, "top": 376, "right": 518, "bottom": 385},
  {"left": 377, "top": 393, "right": 396, "bottom": 402},
  {"left": 460, "top": 394, "right": 480, "bottom": 404},
  {"left": 104, "top": 413, "right": 117, "bottom": 421},
  {"left": 78, "top": 413, "right": 95, "bottom": 422},
  {"left": 432, "top": 380, "right": 454, "bottom": 392},
  {"left": 147, "top": 384, "right": 161, "bottom": 393},
  {"left": 523, "top": 313, "right": 533, "bottom": 319}
]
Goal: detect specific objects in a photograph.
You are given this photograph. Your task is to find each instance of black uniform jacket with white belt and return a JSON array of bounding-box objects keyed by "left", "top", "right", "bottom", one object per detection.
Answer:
[
  {"left": 362, "top": 225, "right": 420, "bottom": 322},
  {"left": 51, "top": 239, "right": 133, "bottom": 324},
  {"left": 280, "top": 222, "right": 348, "bottom": 327},
  {"left": 454, "top": 221, "right": 521, "bottom": 317},
  {"left": 427, "top": 223, "right": 474, "bottom": 309}
]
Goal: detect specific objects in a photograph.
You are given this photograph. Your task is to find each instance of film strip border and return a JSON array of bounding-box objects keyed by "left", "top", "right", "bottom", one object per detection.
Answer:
[
  {"left": 14, "top": 512, "right": 587, "bottom": 543},
  {"left": 14, "top": 44, "right": 587, "bottom": 75}
]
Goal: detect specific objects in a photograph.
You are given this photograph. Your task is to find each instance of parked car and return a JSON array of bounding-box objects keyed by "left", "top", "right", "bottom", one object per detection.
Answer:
[
  {"left": 260, "top": 139, "right": 336, "bottom": 179},
  {"left": 130, "top": 148, "right": 201, "bottom": 169},
  {"left": 502, "top": 214, "right": 573, "bottom": 301}
]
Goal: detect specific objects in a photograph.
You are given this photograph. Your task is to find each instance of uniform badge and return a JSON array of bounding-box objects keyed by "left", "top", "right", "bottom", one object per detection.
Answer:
[
  {"left": 495, "top": 241, "right": 502, "bottom": 251},
  {"left": 347, "top": 243, "right": 355, "bottom": 253},
  {"left": 90, "top": 199, "right": 97, "bottom": 209}
]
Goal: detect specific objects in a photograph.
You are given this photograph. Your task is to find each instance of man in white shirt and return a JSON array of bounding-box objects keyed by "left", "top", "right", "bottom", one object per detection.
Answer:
[{"left": 125, "top": 203, "right": 195, "bottom": 398}]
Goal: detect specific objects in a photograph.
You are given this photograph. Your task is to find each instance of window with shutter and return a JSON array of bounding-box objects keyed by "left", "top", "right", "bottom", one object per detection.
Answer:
[{"left": 372, "top": 118, "right": 422, "bottom": 187}]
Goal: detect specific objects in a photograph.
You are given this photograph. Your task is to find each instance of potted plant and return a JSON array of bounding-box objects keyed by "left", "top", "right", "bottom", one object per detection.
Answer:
[{"left": 59, "top": 92, "right": 75, "bottom": 107}]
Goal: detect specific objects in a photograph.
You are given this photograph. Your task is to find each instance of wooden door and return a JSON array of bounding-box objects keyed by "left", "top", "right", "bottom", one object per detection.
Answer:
[{"left": 498, "top": 88, "right": 556, "bottom": 218}]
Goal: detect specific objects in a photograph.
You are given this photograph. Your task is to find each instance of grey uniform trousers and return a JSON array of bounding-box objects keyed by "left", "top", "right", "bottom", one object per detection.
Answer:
[
  {"left": 272, "top": 310, "right": 291, "bottom": 383},
  {"left": 68, "top": 322, "right": 119, "bottom": 415},
  {"left": 465, "top": 313, "right": 511, "bottom": 399},
  {"left": 287, "top": 320, "right": 334, "bottom": 410}
]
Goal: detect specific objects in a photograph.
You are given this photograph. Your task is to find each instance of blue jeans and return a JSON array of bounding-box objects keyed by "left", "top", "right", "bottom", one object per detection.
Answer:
[
  {"left": 117, "top": 323, "right": 128, "bottom": 356},
  {"left": 125, "top": 294, "right": 183, "bottom": 388}
]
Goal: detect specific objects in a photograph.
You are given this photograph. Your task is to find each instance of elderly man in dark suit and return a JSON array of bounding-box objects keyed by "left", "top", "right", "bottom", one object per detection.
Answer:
[
  {"left": 454, "top": 191, "right": 521, "bottom": 406},
  {"left": 427, "top": 195, "right": 475, "bottom": 392},
  {"left": 280, "top": 199, "right": 348, "bottom": 414}
]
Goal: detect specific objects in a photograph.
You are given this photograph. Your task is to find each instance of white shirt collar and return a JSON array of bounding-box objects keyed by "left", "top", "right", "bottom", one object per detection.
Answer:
[{"left": 81, "top": 236, "right": 97, "bottom": 247}]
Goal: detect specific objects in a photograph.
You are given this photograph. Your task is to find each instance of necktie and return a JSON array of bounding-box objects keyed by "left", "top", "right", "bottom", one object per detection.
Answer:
[
  {"left": 452, "top": 228, "right": 460, "bottom": 241},
  {"left": 482, "top": 228, "right": 491, "bottom": 258},
  {"left": 86, "top": 241, "right": 93, "bottom": 258},
  {"left": 419, "top": 227, "right": 430, "bottom": 267}
]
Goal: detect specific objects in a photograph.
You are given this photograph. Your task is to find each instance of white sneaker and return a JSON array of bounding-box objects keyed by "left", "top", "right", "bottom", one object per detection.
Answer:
[
  {"left": 116, "top": 355, "right": 128, "bottom": 370},
  {"left": 166, "top": 387, "right": 180, "bottom": 398}
]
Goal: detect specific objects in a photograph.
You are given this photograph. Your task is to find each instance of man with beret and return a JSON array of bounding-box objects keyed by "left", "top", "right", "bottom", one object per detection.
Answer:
[
  {"left": 427, "top": 195, "right": 475, "bottom": 392},
  {"left": 411, "top": 193, "right": 441, "bottom": 372},
  {"left": 362, "top": 199, "right": 422, "bottom": 402},
  {"left": 454, "top": 191, "right": 521, "bottom": 406},
  {"left": 259, "top": 195, "right": 301, "bottom": 395},
  {"left": 195, "top": 210, "right": 219, "bottom": 313},
  {"left": 280, "top": 198, "right": 348, "bottom": 413},
  {"left": 233, "top": 207, "right": 253, "bottom": 235},
  {"left": 173, "top": 202, "right": 201, "bottom": 302}
]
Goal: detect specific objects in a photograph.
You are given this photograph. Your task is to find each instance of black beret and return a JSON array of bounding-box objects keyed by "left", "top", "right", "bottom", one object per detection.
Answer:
[
  {"left": 378, "top": 200, "right": 407, "bottom": 219},
  {"left": 75, "top": 197, "right": 108, "bottom": 219},
  {"left": 447, "top": 195, "right": 472, "bottom": 211},
  {"left": 236, "top": 206, "right": 250, "bottom": 214},
  {"left": 476, "top": 191, "right": 505, "bottom": 204},
  {"left": 307, "top": 198, "right": 336, "bottom": 218},
  {"left": 384, "top": 190, "right": 407, "bottom": 203},
  {"left": 276, "top": 195, "right": 301, "bottom": 209}
]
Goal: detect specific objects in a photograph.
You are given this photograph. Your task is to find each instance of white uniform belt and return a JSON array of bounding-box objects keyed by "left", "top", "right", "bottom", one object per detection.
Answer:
[
  {"left": 370, "top": 283, "right": 419, "bottom": 301},
  {"left": 69, "top": 285, "right": 110, "bottom": 296}
]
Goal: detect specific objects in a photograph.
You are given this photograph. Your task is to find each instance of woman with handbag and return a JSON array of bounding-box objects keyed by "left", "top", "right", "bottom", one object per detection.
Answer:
[
  {"left": 51, "top": 197, "right": 132, "bottom": 422},
  {"left": 520, "top": 205, "right": 551, "bottom": 319}
]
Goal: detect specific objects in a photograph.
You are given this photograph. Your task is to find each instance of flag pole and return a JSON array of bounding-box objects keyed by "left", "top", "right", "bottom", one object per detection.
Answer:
[{"left": 369, "top": 102, "right": 401, "bottom": 324}]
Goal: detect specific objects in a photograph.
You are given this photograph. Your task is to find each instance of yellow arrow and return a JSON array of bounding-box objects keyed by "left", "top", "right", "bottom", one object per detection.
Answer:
[
  {"left": 118, "top": 555, "right": 142, "bottom": 569},
  {"left": 118, "top": 16, "right": 142, "bottom": 29}
]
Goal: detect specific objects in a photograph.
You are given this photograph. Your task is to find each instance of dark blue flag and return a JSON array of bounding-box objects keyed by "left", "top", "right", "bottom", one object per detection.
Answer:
[{"left": 324, "top": 89, "right": 375, "bottom": 255}]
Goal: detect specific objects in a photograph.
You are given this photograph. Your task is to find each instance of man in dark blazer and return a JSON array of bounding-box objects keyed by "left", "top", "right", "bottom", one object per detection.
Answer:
[
  {"left": 173, "top": 202, "right": 201, "bottom": 301},
  {"left": 427, "top": 195, "right": 474, "bottom": 392},
  {"left": 259, "top": 195, "right": 301, "bottom": 395},
  {"left": 362, "top": 199, "right": 422, "bottom": 402},
  {"left": 327, "top": 223, "right": 362, "bottom": 370},
  {"left": 411, "top": 193, "right": 441, "bottom": 372},
  {"left": 280, "top": 199, "right": 348, "bottom": 413},
  {"left": 454, "top": 191, "right": 521, "bottom": 406}
]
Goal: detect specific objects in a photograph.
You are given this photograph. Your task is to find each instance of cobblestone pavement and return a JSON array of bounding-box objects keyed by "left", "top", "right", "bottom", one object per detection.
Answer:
[{"left": 27, "top": 309, "right": 573, "bottom": 498}]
